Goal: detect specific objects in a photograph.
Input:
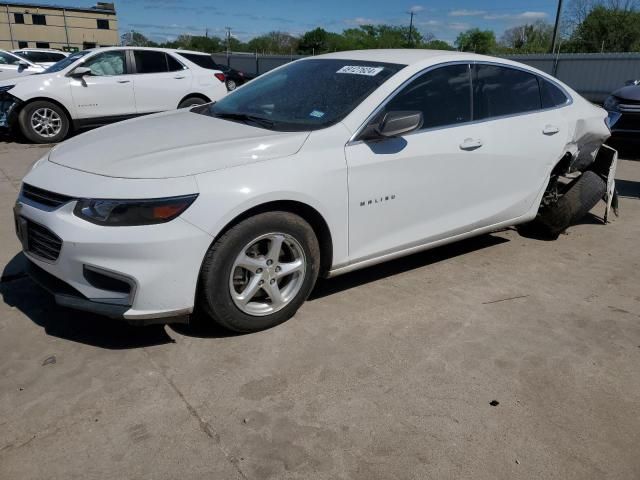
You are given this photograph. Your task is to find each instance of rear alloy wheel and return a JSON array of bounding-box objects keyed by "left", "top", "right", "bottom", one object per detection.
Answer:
[
  {"left": 178, "top": 96, "right": 207, "bottom": 109},
  {"left": 18, "top": 100, "right": 69, "bottom": 144},
  {"left": 226, "top": 79, "right": 237, "bottom": 91},
  {"left": 198, "top": 212, "right": 320, "bottom": 332}
]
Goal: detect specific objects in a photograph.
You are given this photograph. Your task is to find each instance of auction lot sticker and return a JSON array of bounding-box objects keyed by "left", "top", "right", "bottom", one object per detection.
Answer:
[{"left": 337, "top": 65, "right": 384, "bottom": 76}]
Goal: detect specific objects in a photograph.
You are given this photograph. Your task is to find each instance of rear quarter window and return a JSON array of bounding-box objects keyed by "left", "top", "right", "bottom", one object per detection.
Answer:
[
  {"left": 540, "top": 78, "right": 569, "bottom": 108},
  {"left": 179, "top": 53, "right": 217, "bottom": 70}
]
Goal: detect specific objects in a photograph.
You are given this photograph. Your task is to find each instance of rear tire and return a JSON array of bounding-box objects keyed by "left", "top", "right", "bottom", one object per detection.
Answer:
[
  {"left": 178, "top": 96, "right": 207, "bottom": 109},
  {"left": 530, "top": 171, "right": 607, "bottom": 238},
  {"left": 226, "top": 79, "right": 237, "bottom": 91},
  {"left": 18, "top": 100, "right": 70, "bottom": 144},
  {"left": 198, "top": 212, "right": 320, "bottom": 333}
]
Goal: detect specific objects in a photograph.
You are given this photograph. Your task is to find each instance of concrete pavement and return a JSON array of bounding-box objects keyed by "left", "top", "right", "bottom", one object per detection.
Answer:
[{"left": 1, "top": 139, "right": 639, "bottom": 479}]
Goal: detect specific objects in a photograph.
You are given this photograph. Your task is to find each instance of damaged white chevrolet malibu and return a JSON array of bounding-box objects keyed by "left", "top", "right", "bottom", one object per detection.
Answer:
[{"left": 14, "top": 50, "right": 617, "bottom": 332}]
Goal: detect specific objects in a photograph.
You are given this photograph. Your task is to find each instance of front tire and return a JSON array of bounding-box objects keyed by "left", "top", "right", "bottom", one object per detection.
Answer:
[
  {"left": 18, "top": 100, "right": 70, "bottom": 144},
  {"left": 198, "top": 212, "right": 320, "bottom": 332}
]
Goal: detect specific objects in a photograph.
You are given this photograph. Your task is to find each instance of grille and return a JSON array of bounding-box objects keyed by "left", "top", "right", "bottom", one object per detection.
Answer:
[
  {"left": 613, "top": 113, "right": 640, "bottom": 132},
  {"left": 21, "top": 183, "right": 73, "bottom": 208},
  {"left": 25, "top": 220, "right": 63, "bottom": 262},
  {"left": 619, "top": 103, "right": 640, "bottom": 113}
]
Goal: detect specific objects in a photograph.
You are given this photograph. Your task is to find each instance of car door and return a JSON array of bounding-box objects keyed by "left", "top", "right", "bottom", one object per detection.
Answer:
[
  {"left": 131, "top": 50, "right": 192, "bottom": 113},
  {"left": 465, "top": 63, "right": 570, "bottom": 228},
  {"left": 346, "top": 63, "right": 500, "bottom": 262},
  {"left": 69, "top": 50, "right": 136, "bottom": 119}
]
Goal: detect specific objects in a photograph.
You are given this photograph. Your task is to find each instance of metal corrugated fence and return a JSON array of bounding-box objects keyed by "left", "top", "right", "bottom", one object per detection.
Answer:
[{"left": 212, "top": 52, "right": 640, "bottom": 102}]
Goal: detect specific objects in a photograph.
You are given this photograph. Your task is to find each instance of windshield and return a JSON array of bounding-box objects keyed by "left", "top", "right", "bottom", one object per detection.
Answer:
[
  {"left": 199, "top": 59, "right": 405, "bottom": 131},
  {"left": 44, "top": 50, "right": 91, "bottom": 73}
]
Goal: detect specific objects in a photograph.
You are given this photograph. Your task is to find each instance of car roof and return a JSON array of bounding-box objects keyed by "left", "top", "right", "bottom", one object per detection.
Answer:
[
  {"left": 94, "top": 46, "right": 211, "bottom": 56},
  {"left": 12, "top": 48, "right": 67, "bottom": 53},
  {"left": 313, "top": 49, "right": 474, "bottom": 64}
]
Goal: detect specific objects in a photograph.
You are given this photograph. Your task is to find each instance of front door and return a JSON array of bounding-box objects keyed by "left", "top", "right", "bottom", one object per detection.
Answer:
[{"left": 69, "top": 50, "right": 135, "bottom": 119}]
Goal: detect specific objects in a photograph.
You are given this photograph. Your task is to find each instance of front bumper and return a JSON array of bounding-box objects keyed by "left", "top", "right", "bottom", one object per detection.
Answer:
[
  {"left": 15, "top": 194, "right": 213, "bottom": 324},
  {"left": 607, "top": 109, "right": 640, "bottom": 139}
]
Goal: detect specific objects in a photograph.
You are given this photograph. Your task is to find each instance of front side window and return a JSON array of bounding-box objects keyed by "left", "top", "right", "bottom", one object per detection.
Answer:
[
  {"left": 473, "top": 64, "right": 541, "bottom": 120},
  {"left": 83, "top": 51, "right": 126, "bottom": 76},
  {"left": 202, "top": 59, "right": 405, "bottom": 131},
  {"left": 134, "top": 50, "right": 170, "bottom": 74},
  {"left": 0, "top": 52, "right": 24, "bottom": 65},
  {"left": 381, "top": 64, "right": 472, "bottom": 130}
]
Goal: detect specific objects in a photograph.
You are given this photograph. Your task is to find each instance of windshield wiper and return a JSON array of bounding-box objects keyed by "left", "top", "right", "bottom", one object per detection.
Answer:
[{"left": 213, "top": 111, "right": 275, "bottom": 129}]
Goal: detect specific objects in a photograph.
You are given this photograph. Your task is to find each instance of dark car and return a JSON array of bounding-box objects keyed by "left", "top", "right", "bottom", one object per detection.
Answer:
[
  {"left": 604, "top": 80, "right": 640, "bottom": 140},
  {"left": 175, "top": 51, "right": 253, "bottom": 92}
]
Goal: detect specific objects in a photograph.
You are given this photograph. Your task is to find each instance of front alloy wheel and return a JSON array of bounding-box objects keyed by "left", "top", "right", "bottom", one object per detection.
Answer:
[
  {"left": 230, "top": 233, "right": 306, "bottom": 316},
  {"left": 198, "top": 212, "right": 320, "bottom": 332},
  {"left": 18, "top": 100, "right": 70, "bottom": 144}
]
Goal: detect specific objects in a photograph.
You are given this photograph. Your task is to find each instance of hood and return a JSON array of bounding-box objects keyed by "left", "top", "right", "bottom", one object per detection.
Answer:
[
  {"left": 612, "top": 84, "right": 640, "bottom": 102},
  {"left": 48, "top": 109, "right": 311, "bottom": 179}
]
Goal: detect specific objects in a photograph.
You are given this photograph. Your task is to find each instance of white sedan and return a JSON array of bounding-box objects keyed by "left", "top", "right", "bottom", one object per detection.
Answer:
[{"left": 15, "top": 49, "right": 616, "bottom": 332}]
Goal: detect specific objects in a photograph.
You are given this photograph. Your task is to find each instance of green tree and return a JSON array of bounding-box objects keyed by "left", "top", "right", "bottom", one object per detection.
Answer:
[
  {"left": 455, "top": 28, "right": 496, "bottom": 53},
  {"left": 298, "top": 27, "right": 329, "bottom": 54},
  {"left": 121, "top": 31, "right": 156, "bottom": 47},
  {"left": 567, "top": 5, "right": 640, "bottom": 51},
  {"left": 246, "top": 31, "right": 299, "bottom": 54},
  {"left": 500, "top": 21, "right": 554, "bottom": 53},
  {"left": 421, "top": 39, "right": 454, "bottom": 50}
]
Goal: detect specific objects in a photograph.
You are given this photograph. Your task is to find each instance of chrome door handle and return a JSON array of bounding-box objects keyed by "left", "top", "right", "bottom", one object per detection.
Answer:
[
  {"left": 543, "top": 124, "right": 560, "bottom": 135},
  {"left": 117, "top": 80, "right": 130, "bottom": 83},
  {"left": 459, "top": 138, "right": 483, "bottom": 151}
]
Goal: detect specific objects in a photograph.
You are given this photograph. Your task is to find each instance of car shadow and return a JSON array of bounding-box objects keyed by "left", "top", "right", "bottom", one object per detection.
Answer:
[
  {"left": 2, "top": 234, "right": 510, "bottom": 344},
  {"left": 0, "top": 253, "right": 175, "bottom": 349},
  {"left": 310, "top": 233, "right": 509, "bottom": 300}
]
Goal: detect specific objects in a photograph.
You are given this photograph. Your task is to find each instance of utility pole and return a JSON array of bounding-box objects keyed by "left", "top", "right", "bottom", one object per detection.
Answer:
[
  {"left": 407, "top": 10, "right": 416, "bottom": 46},
  {"left": 550, "top": 0, "right": 563, "bottom": 53},
  {"left": 225, "top": 27, "right": 231, "bottom": 53}
]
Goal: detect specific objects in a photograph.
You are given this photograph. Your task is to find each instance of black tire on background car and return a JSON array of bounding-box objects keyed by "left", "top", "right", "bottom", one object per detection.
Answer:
[
  {"left": 178, "top": 96, "right": 208, "bottom": 109},
  {"left": 198, "top": 211, "right": 321, "bottom": 332},
  {"left": 226, "top": 79, "right": 237, "bottom": 91},
  {"left": 531, "top": 170, "right": 607, "bottom": 238},
  {"left": 18, "top": 100, "right": 70, "bottom": 144}
]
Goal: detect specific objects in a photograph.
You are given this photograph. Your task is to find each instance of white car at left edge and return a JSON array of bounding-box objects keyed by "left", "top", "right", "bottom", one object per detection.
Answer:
[{"left": 0, "top": 46, "right": 228, "bottom": 143}]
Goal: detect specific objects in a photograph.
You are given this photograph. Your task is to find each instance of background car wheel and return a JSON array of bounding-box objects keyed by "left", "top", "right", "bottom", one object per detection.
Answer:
[
  {"left": 198, "top": 211, "right": 320, "bottom": 333},
  {"left": 226, "top": 79, "right": 237, "bottom": 91},
  {"left": 178, "top": 96, "right": 207, "bottom": 109},
  {"left": 529, "top": 170, "right": 607, "bottom": 238},
  {"left": 18, "top": 100, "right": 69, "bottom": 144}
]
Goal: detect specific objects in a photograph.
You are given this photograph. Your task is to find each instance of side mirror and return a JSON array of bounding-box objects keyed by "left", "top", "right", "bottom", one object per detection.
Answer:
[
  {"left": 70, "top": 66, "right": 91, "bottom": 78},
  {"left": 376, "top": 111, "right": 423, "bottom": 138},
  {"left": 624, "top": 79, "right": 640, "bottom": 86},
  {"left": 17, "top": 61, "right": 29, "bottom": 71}
]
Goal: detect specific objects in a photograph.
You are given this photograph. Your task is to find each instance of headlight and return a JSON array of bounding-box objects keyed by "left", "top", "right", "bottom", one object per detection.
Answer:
[
  {"left": 74, "top": 194, "right": 198, "bottom": 226},
  {"left": 603, "top": 95, "right": 620, "bottom": 111},
  {"left": 0, "top": 84, "right": 15, "bottom": 93}
]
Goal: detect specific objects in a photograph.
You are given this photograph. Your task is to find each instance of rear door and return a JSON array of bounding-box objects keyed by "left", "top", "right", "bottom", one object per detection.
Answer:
[
  {"left": 69, "top": 50, "right": 136, "bottom": 119},
  {"left": 131, "top": 50, "right": 192, "bottom": 113},
  {"left": 465, "top": 63, "right": 570, "bottom": 226}
]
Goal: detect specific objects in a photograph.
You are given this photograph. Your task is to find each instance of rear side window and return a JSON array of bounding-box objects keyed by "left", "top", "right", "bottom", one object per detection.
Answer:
[
  {"left": 134, "top": 50, "right": 169, "bottom": 73},
  {"left": 540, "top": 78, "right": 569, "bottom": 108},
  {"left": 179, "top": 53, "right": 217, "bottom": 69},
  {"left": 383, "top": 64, "right": 471, "bottom": 129},
  {"left": 473, "top": 64, "right": 541, "bottom": 120}
]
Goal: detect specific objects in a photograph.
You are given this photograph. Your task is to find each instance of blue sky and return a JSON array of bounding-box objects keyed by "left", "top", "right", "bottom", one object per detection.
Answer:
[{"left": 70, "top": 1, "right": 561, "bottom": 44}]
